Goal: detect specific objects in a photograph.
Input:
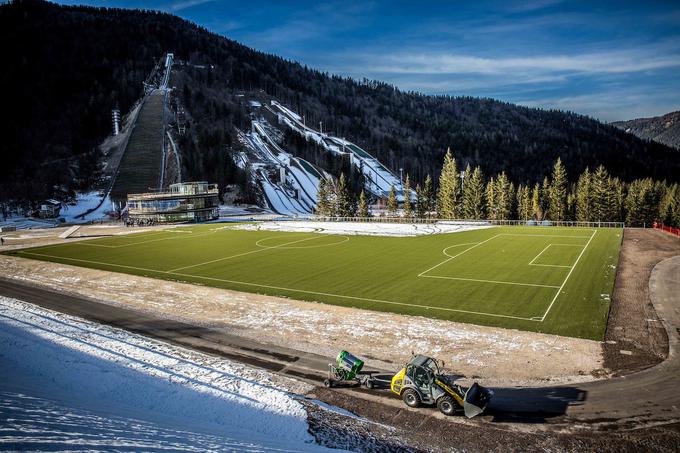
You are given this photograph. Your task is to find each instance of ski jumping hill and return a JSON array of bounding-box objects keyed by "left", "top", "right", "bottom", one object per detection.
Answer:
[{"left": 110, "top": 90, "right": 166, "bottom": 205}]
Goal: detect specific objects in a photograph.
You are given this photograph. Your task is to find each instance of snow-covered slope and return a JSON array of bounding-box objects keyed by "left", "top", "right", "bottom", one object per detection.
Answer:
[
  {"left": 270, "top": 101, "right": 406, "bottom": 201},
  {"left": 0, "top": 296, "right": 337, "bottom": 451},
  {"left": 236, "top": 119, "right": 324, "bottom": 216}
]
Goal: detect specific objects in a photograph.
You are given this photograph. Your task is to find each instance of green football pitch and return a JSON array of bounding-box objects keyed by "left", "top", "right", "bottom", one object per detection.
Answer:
[{"left": 6, "top": 224, "right": 623, "bottom": 340}]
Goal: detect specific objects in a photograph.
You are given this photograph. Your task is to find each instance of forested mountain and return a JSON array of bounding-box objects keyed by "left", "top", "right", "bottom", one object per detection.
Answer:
[
  {"left": 612, "top": 111, "right": 680, "bottom": 150},
  {"left": 1, "top": 0, "right": 679, "bottom": 205}
]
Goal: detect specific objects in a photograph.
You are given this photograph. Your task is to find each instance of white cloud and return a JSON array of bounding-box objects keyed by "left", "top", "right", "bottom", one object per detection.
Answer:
[
  {"left": 347, "top": 44, "right": 680, "bottom": 77},
  {"left": 167, "top": 0, "right": 215, "bottom": 12}
]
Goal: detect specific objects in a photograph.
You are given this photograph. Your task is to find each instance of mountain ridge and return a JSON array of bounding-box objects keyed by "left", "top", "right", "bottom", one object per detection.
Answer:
[
  {"left": 612, "top": 111, "right": 680, "bottom": 150},
  {"left": 1, "top": 0, "right": 679, "bottom": 205}
]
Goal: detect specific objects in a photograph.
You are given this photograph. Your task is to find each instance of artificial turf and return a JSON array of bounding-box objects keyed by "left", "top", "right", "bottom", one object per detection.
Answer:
[{"left": 5, "top": 224, "right": 623, "bottom": 340}]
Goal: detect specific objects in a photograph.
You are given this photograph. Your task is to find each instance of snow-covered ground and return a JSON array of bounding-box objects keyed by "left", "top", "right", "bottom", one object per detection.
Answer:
[
  {"left": 233, "top": 220, "right": 493, "bottom": 237},
  {"left": 60, "top": 191, "right": 112, "bottom": 222},
  {"left": 0, "top": 192, "right": 112, "bottom": 231},
  {"left": 0, "top": 296, "right": 341, "bottom": 452}
]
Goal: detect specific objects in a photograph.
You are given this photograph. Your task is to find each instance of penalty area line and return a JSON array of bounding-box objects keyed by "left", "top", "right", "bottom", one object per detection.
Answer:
[
  {"left": 539, "top": 229, "right": 597, "bottom": 321},
  {"left": 419, "top": 274, "right": 561, "bottom": 289}
]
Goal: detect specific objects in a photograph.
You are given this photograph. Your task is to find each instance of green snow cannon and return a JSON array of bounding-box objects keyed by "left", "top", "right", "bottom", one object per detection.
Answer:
[{"left": 324, "top": 350, "right": 365, "bottom": 387}]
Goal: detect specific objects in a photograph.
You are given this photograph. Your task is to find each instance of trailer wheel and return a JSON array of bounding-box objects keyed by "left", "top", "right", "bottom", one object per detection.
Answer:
[
  {"left": 324, "top": 379, "right": 332, "bottom": 388},
  {"left": 402, "top": 389, "right": 421, "bottom": 408},
  {"left": 365, "top": 379, "right": 374, "bottom": 389},
  {"left": 437, "top": 396, "right": 457, "bottom": 416}
]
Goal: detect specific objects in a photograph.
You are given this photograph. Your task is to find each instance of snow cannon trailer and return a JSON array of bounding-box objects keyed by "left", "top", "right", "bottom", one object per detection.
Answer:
[
  {"left": 324, "top": 351, "right": 391, "bottom": 389},
  {"left": 390, "top": 355, "right": 493, "bottom": 418}
]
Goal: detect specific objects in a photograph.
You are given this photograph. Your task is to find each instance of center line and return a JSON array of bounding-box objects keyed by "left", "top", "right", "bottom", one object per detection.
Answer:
[{"left": 167, "top": 235, "right": 322, "bottom": 272}]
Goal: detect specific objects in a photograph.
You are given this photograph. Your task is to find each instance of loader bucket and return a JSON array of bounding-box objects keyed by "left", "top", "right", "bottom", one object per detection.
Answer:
[{"left": 463, "top": 383, "right": 493, "bottom": 418}]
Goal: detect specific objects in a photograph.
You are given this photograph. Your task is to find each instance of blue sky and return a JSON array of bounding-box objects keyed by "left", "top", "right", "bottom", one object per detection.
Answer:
[{"left": 56, "top": 0, "right": 680, "bottom": 121}]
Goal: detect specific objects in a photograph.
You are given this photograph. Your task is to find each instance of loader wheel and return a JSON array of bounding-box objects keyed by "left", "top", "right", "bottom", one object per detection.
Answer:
[
  {"left": 324, "top": 379, "right": 332, "bottom": 388},
  {"left": 437, "top": 396, "right": 457, "bottom": 416},
  {"left": 402, "top": 389, "right": 421, "bottom": 408}
]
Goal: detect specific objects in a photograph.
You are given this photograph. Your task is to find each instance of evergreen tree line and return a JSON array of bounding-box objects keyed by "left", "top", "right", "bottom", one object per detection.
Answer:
[
  {"left": 317, "top": 148, "right": 680, "bottom": 228},
  {"left": 411, "top": 150, "right": 680, "bottom": 227}
]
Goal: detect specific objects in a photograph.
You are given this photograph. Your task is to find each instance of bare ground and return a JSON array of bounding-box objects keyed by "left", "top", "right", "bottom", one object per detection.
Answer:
[
  {"left": 604, "top": 228, "right": 680, "bottom": 375},
  {"left": 309, "top": 389, "right": 680, "bottom": 452}
]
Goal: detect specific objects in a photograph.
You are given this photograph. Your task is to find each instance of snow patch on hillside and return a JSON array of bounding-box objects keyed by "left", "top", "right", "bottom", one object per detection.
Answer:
[
  {"left": 0, "top": 296, "right": 336, "bottom": 451},
  {"left": 234, "top": 220, "right": 493, "bottom": 237}
]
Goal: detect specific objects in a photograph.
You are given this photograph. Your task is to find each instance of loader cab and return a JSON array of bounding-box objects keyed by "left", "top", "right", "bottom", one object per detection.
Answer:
[{"left": 405, "top": 355, "right": 441, "bottom": 401}]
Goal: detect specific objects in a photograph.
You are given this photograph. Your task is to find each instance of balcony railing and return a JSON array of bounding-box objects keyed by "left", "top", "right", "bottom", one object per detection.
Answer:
[{"left": 128, "top": 187, "right": 218, "bottom": 201}]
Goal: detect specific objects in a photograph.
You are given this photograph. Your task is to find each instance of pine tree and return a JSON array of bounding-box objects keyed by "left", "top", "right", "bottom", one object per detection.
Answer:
[
  {"left": 531, "top": 183, "right": 541, "bottom": 220},
  {"left": 566, "top": 190, "right": 576, "bottom": 221},
  {"left": 436, "top": 148, "right": 460, "bottom": 218},
  {"left": 576, "top": 167, "right": 592, "bottom": 222},
  {"left": 316, "top": 178, "right": 330, "bottom": 216},
  {"left": 403, "top": 174, "right": 412, "bottom": 218},
  {"left": 495, "top": 172, "right": 512, "bottom": 220},
  {"left": 610, "top": 177, "right": 625, "bottom": 222},
  {"left": 518, "top": 184, "right": 532, "bottom": 221},
  {"left": 335, "top": 173, "right": 351, "bottom": 217},
  {"left": 415, "top": 184, "right": 426, "bottom": 218},
  {"left": 549, "top": 158, "right": 568, "bottom": 221},
  {"left": 486, "top": 177, "right": 496, "bottom": 220},
  {"left": 659, "top": 183, "right": 679, "bottom": 226},
  {"left": 358, "top": 190, "right": 369, "bottom": 218},
  {"left": 462, "top": 165, "right": 485, "bottom": 219},
  {"left": 508, "top": 182, "right": 517, "bottom": 219},
  {"left": 424, "top": 174, "right": 435, "bottom": 218},
  {"left": 625, "top": 179, "right": 646, "bottom": 227},
  {"left": 592, "top": 165, "right": 609, "bottom": 221},
  {"left": 540, "top": 177, "right": 551, "bottom": 220},
  {"left": 387, "top": 184, "right": 398, "bottom": 217}
]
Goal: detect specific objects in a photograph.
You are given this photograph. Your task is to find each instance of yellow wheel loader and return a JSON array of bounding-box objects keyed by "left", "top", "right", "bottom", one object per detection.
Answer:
[{"left": 390, "top": 355, "right": 493, "bottom": 418}]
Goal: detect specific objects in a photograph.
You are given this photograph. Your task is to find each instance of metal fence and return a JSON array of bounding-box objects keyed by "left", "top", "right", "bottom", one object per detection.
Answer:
[{"left": 220, "top": 214, "right": 625, "bottom": 228}]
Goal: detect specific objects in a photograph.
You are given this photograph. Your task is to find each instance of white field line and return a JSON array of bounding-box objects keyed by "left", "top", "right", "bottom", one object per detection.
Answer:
[
  {"left": 529, "top": 244, "right": 553, "bottom": 265},
  {"left": 528, "top": 244, "right": 570, "bottom": 268},
  {"left": 529, "top": 243, "right": 583, "bottom": 268},
  {"left": 73, "top": 230, "right": 218, "bottom": 249},
  {"left": 442, "top": 243, "right": 481, "bottom": 257},
  {"left": 255, "top": 235, "right": 350, "bottom": 249},
  {"left": 419, "top": 274, "right": 561, "bottom": 288},
  {"left": 168, "top": 235, "right": 324, "bottom": 272},
  {"left": 417, "top": 235, "right": 501, "bottom": 277},
  {"left": 16, "top": 250, "right": 540, "bottom": 322},
  {"left": 539, "top": 229, "right": 597, "bottom": 321},
  {"left": 499, "top": 233, "right": 593, "bottom": 238}
]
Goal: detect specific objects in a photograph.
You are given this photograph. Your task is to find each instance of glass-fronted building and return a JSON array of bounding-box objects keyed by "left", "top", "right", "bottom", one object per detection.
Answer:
[{"left": 127, "top": 182, "right": 219, "bottom": 223}]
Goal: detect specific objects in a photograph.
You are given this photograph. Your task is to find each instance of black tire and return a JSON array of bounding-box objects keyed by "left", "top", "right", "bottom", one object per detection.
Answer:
[
  {"left": 402, "top": 388, "right": 421, "bottom": 408},
  {"left": 365, "top": 379, "right": 374, "bottom": 389},
  {"left": 437, "top": 396, "right": 457, "bottom": 416},
  {"left": 324, "top": 379, "right": 332, "bottom": 388}
]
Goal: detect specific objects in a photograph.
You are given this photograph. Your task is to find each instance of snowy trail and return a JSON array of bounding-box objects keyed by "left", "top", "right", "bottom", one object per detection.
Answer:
[
  {"left": 260, "top": 171, "right": 309, "bottom": 215},
  {"left": 271, "top": 101, "right": 404, "bottom": 200},
  {"left": 0, "top": 296, "right": 337, "bottom": 452}
]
